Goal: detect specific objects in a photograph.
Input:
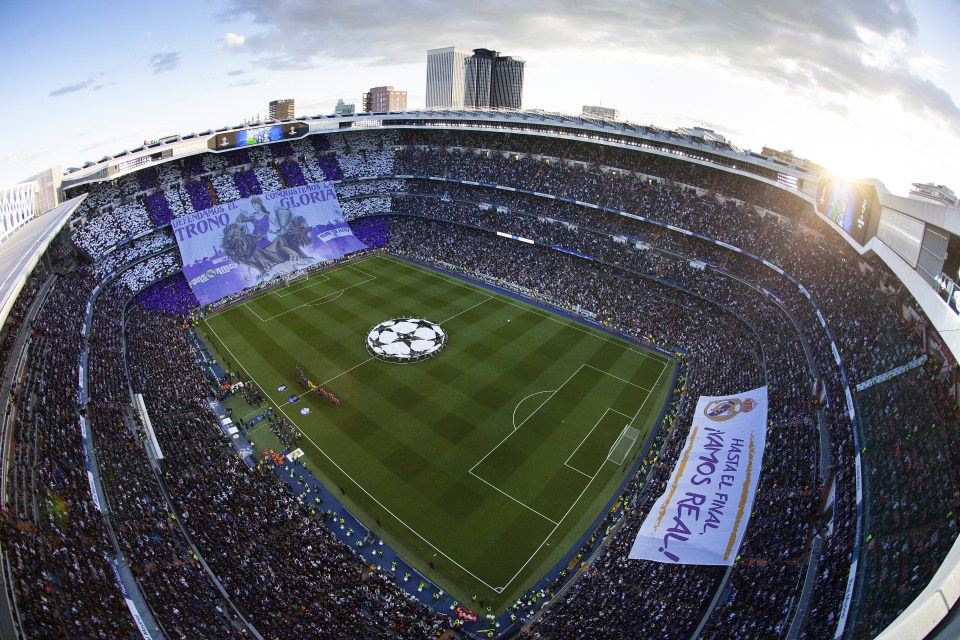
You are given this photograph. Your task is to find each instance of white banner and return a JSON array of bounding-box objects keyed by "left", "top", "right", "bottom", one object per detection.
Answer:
[{"left": 629, "top": 386, "right": 768, "bottom": 565}]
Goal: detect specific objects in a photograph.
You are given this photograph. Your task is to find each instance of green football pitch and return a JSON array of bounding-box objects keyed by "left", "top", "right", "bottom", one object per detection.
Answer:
[{"left": 201, "top": 253, "right": 676, "bottom": 609}]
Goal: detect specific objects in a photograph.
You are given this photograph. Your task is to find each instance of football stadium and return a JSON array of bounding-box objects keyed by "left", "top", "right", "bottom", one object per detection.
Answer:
[{"left": 0, "top": 110, "right": 959, "bottom": 640}]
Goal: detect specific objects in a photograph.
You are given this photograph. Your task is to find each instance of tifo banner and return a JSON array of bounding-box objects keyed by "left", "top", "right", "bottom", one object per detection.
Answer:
[
  {"left": 172, "top": 182, "right": 366, "bottom": 305},
  {"left": 629, "top": 386, "right": 768, "bottom": 565}
]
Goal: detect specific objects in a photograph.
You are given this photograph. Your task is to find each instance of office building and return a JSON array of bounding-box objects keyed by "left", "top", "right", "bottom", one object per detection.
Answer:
[
  {"left": 426, "top": 47, "right": 472, "bottom": 109},
  {"left": 363, "top": 86, "right": 407, "bottom": 113},
  {"left": 464, "top": 49, "right": 524, "bottom": 110},
  {"left": 334, "top": 99, "right": 355, "bottom": 115},
  {"left": 582, "top": 105, "right": 620, "bottom": 120},
  {"left": 268, "top": 99, "right": 295, "bottom": 120},
  {"left": 464, "top": 49, "right": 496, "bottom": 108},
  {"left": 490, "top": 54, "right": 524, "bottom": 110}
]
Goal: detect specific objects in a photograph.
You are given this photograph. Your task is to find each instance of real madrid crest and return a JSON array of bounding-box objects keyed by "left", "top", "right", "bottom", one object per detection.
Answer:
[{"left": 704, "top": 397, "right": 757, "bottom": 422}]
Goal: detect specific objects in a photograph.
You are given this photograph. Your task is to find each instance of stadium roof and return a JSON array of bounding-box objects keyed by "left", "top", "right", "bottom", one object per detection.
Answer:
[
  {"left": 0, "top": 194, "right": 84, "bottom": 327},
  {"left": 58, "top": 108, "right": 822, "bottom": 195}
]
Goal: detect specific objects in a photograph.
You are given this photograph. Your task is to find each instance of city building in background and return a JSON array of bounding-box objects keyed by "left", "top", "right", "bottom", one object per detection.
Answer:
[
  {"left": 491, "top": 54, "right": 524, "bottom": 109},
  {"left": 268, "top": 99, "right": 295, "bottom": 120},
  {"left": 426, "top": 46, "right": 471, "bottom": 109},
  {"left": 582, "top": 105, "right": 620, "bottom": 120},
  {"left": 464, "top": 49, "right": 496, "bottom": 108},
  {"left": 760, "top": 147, "right": 826, "bottom": 173},
  {"left": 910, "top": 183, "right": 959, "bottom": 208},
  {"left": 464, "top": 49, "right": 525, "bottom": 110},
  {"left": 678, "top": 126, "right": 727, "bottom": 144},
  {"left": 334, "top": 99, "right": 355, "bottom": 115},
  {"left": 362, "top": 86, "right": 407, "bottom": 113}
]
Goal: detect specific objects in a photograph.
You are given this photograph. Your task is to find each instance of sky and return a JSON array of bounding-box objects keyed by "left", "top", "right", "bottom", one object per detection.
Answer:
[{"left": 0, "top": 0, "right": 958, "bottom": 198}]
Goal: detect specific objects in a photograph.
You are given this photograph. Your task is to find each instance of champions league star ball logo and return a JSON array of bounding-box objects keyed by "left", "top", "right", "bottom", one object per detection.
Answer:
[
  {"left": 703, "top": 397, "right": 757, "bottom": 422},
  {"left": 366, "top": 318, "right": 447, "bottom": 363}
]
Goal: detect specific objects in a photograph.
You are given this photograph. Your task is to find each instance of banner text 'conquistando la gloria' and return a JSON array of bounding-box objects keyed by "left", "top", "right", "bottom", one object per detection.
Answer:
[{"left": 172, "top": 182, "right": 366, "bottom": 306}]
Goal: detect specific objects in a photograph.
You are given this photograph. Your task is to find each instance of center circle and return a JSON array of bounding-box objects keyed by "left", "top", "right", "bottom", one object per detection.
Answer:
[{"left": 365, "top": 318, "right": 447, "bottom": 363}]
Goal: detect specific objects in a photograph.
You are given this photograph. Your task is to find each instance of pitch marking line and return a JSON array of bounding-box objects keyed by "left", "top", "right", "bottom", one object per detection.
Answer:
[
  {"left": 469, "top": 364, "right": 586, "bottom": 475},
  {"left": 379, "top": 254, "right": 481, "bottom": 296},
  {"left": 582, "top": 363, "right": 652, "bottom": 392},
  {"left": 203, "top": 320, "right": 503, "bottom": 593},
  {"left": 512, "top": 390, "right": 554, "bottom": 430},
  {"left": 497, "top": 449, "right": 606, "bottom": 591},
  {"left": 207, "top": 257, "right": 677, "bottom": 595},
  {"left": 495, "top": 384, "right": 654, "bottom": 590},
  {"left": 243, "top": 300, "right": 267, "bottom": 322},
  {"left": 468, "top": 471, "right": 559, "bottom": 526},
  {"left": 347, "top": 263, "right": 377, "bottom": 281},
  {"left": 259, "top": 271, "right": 376, "bottom": 321},
  {"left": 564, "top": 407, "right": 633, "bottom": 477},
  {"left": 290, "top": 358, "right": 375, "bottom": 404},
  {"left": 207, "top": 260, "right": 369, "bottom": 321},
  {"left": 625, "top": 358, "right": 669, "bottom": 431},
  {"left": 320, "top": 357, "right": 373, "bottom": 388},
  {"left": 495, "top": 364, "right": 669, "bottom": 591},
  {"left": 275, "top": 272, "right": 330, "bottom": 297},
  {"left": 441, "top": 295, "right": 494, "bottom": 324}
]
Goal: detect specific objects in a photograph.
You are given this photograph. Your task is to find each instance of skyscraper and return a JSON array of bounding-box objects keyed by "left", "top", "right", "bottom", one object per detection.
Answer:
[
  {"left": 490, "top": 54, "right": 524, "bottom": 110},
  {"left": 464, "top": 49, "right": 496, "bottom": 109},
  {"left": 463, "top": 49, "right": 525, "bottom": 110},
  {"left": 362, "top": 86, "right": 407, "bottom": 113},
  {"left": 426, "top": 47, "right": 471, "bottom": 109},
  {"left": 268, "top": 99, "right": 295, "bottom": 120}
]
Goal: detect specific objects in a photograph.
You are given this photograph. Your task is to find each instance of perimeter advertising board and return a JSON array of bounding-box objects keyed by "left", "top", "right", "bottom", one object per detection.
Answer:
[
  {"left": 629, "top": 386, "right": 768, "bottom": 565},
  {"left": 172, "top": 182, "right": 365, "bottom": 305}
]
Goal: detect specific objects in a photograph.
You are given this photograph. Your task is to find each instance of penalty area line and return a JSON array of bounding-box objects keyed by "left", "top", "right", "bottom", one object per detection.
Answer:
[{"left": 512, "top": 390, "right": 554, "bottom": 430}]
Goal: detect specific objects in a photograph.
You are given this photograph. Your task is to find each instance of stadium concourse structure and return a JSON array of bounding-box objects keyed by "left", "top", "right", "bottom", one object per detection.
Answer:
[{"left": 0, "top": 108, "right": 958, "bottom": 639}]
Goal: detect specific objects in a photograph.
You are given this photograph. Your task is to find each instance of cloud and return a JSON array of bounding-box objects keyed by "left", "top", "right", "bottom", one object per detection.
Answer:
[
  {"left": 217, "top": 0, "right": 959, "bottom": 133},
  {"left": 220, "top": 32, "right": 246, "bottom": 51},
  {"left": 49, "top": 78, "right": 95, "bottom": 97},
  {"left": 149, "top": 51, "right": 181, "bottom": 74},
  {"left": 227, "top": 68, "right": 247, "bottom": 76}
]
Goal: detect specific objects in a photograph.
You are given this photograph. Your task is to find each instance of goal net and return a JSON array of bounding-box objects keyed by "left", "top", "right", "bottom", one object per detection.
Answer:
[{"left": 607, "top": 425, "right": 640, "bottom": 465}]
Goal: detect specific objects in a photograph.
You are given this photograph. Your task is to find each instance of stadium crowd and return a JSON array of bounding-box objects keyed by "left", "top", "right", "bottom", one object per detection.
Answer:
[
  {"left": 0, "top": 126, "right": 955, "bottom": 640},
  {"left": 387, "top": 217, "right": 822, "bottom": 639},
  {"left": 124, "top": 307, "right": 450, "bottom": 639}
]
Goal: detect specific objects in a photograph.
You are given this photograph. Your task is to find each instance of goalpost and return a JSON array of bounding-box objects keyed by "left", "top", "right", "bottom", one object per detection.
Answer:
[{"left": 607, "top": 425, "right": 641, "bottom": 465}]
